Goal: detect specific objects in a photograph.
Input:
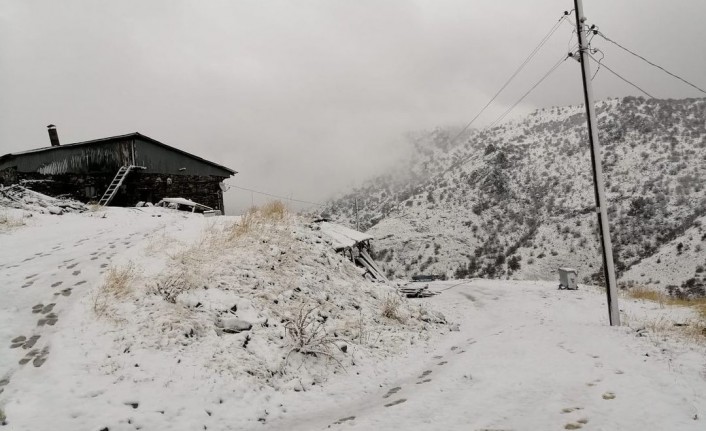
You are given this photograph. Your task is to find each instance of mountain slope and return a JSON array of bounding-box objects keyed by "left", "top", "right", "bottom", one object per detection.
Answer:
[{"left": 326, "top": 97, "right": 706, "bottom": 290}]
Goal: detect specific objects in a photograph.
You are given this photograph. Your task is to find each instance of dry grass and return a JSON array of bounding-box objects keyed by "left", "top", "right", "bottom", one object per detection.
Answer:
[
  {"left": 229, "top": 201, "right": 289, "bottom": 240},
  {"left": 260, "top": 200, "right": 288, "bottom": 220},
  {"left": 282, "top": 303, "right": 341, "bottom": 368},
  {"left": 0, "top": 211, "right": 26, "bottom": 229},
  {"left": 94, "top": 262, "right": 137, "bottom": 317},
  {"left": 623, "top": 286, "right": 706, "bottom": 341},
  {"left": 381, "top": 294, "right": 405, "bottom": 323},
  {"left": 625, "top": 286, "right": 706, "bottom": 319}
]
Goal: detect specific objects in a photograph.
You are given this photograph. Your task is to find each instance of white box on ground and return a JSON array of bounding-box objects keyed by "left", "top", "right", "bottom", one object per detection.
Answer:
[{"left": 559, "top": 267, "right": 578, "bottom": 290}]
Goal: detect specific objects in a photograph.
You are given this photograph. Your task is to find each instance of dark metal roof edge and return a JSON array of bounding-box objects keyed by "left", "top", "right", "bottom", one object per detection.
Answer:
[{"left": 0, "top": 132, "right": 237, "bottom": 176}]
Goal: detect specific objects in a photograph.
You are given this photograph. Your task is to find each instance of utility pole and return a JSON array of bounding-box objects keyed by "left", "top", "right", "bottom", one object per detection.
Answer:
[
  {"left": 573, "top": 0, "right": 620, "bottom": 326},
  {"left": 355, "top": 198, "right": 360, "bottom": 231}
]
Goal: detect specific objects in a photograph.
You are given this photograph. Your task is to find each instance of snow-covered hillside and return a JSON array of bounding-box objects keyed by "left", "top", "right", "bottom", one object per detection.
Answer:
[
  {"left": 1, "top": 200, "right": 705, "bottom": 430},
  {"left": 0, "top": 204, "right": 444, "bottom": 430},
  {"left": 326, "top": 97, "right": 706, "bottom": 292}
]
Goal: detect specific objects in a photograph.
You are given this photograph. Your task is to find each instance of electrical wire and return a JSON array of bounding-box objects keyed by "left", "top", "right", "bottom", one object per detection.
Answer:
[
  {"left": 489, "top": 52, "right": 570, "bottom": 128},
  {"left": 442, "top": 13, "right": 571, "bottom": 150},
  {"left": 333, "top": 13, "right": 575, "bottom": 223},
  {"left": 587, "top": 53, "right": 655, "bottom": 99},
  {"left": 596, "top": 31, "right": 706, "bottom": 95},
  {"left": 590, "top": 49, "right": 605, "bottom": 81},
  {"left": 230, "top": 184, "right": 324, "bottom": 207}
]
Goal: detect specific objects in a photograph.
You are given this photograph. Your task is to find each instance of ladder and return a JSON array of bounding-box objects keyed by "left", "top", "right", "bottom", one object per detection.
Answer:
[{"left": 98, "top": 165, "right": 143, "bottom": 206}]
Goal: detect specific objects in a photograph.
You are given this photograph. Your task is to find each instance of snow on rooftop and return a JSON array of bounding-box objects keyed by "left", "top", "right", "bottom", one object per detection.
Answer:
[{"left": 316, "top": 221, "right": 373, "bottom": 250}]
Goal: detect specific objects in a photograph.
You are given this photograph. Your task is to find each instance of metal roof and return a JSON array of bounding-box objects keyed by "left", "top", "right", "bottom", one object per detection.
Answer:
[
  {"left": 0, "top": 132, "right": 237, "bottom": 175},
  {"left": 316, "top": 221, "right": 373, "bottom": 250}
]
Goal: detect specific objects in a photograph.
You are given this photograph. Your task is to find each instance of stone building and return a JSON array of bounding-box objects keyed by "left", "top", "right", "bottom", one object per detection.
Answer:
[{"left": 0, "top": 126, "right": 236, "bottom": 211}]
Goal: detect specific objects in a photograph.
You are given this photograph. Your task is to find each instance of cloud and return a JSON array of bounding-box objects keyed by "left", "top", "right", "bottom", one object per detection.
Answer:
[{"left": 1, "top": 0, "right": 705, "bottom": 214}]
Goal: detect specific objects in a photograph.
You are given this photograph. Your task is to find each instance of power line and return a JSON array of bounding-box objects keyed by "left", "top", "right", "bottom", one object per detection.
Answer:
[
  {"left": 230, "top": 184, "right": 324, "bottom": 207},
  {"left": 333, "top": 13, "right": 574, "bottom": 224},
  {"left": 596, "top": 31, "right": 706, "bottom": 95},
  {"left": 587, "top": 53, "right": 655, "bottom": 99},
  {"left": 369, "top": 52, "right": 571, "bottom": 223},
  {"left": 445, "top": 13, "right": 571, "bottom": 145},
  {"left": 489, "top": 53, "right": 570, "bottom": 128}
]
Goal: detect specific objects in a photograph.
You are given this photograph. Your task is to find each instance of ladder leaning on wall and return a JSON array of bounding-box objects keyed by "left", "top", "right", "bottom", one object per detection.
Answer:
[{"left": 98, "top": 165, "right": 145, "bottom": 206}]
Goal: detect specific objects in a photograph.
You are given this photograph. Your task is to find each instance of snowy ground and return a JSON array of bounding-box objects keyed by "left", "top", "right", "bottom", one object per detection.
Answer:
[
  {"left": 1, "top": 208, "right": 705, "bottom": 430},
  {"left": 265, "top": 280, "right": 706, "bottom": 431}
]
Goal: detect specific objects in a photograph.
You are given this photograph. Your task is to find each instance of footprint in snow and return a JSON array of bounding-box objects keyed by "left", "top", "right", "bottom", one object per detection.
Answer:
[
  {"left": 90, "top": 256, "right": 98, "bottom": 260},
  {"left": 67, "top": 262, "right": 79, "bottom": 269},
  {"left": 25, "top": 274, "right": 39, "bottom": 279},
  {"left": 37, "top": 313, "right": 58, "bottom": 327},
  {"left": 561, "top": 407, "right": 583, "bottom": 414},
  {"left": 74, "top": 280, "right": 87, "bottom": 286},
  {"left": 51, "top": 281, "right": 63, "bottom": 288},
  {"left": 416, "top": 379, "right": 432, "bottom": 385},
  {"left": 54, "top": 287, "right": 72, "bottom": 297},
  {"left": 602, "top": 392, "right": 616, "bottom": 400},
  {"left": 100, "top": 263, "right": 109, "bottom": 268},
  {"left": 382, "top": 387, "right": 401, "bottom": 399},
  {"left": 10, "top": 335, "right": 30, "bottom": 349},
  {"left": 418, "top": 370, "right": 432, "bottom": 379},
  {"left": 32, "top": 347, "right": 50, "bottom": 367},
  {"left": 19, "top": 349, "right": 39, "bottom": 365},
  {"left": 32, "top": 304, "right": 44, "bottom": 314},
  {"left": 22, "top": 335, "right": 40, "bottom": 349},
  {"left": 384, "top": 399, "right": 407, "bottom": 408},
  {"left": 332, "top": 416, "right": 355, "bottom": 425},
  {"left": 72, "top": 270, "right": 81, "bottom": 276},
  {"left": 22, "top": 280, "right": 34, "bottom": 288},
  {"left": 438, "top": 361, "right": 448, "bottom": 366}
]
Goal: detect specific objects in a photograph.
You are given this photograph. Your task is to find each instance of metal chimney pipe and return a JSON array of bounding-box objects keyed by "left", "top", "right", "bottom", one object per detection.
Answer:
[{"left": 47, "top": 124, "right": 60, "bottom": 147}]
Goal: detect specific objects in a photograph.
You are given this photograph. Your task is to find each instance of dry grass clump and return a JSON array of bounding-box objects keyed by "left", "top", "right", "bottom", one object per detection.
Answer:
[
  {"left": 94, "top": 262, "right": 137, "bottom": 317},
  {"left": 381, "top": 294, "right": 405, "bottom": 323},
  {"left": 261, "top": 200, "right": 288, "bottom": 220},
  {"left": 0, "top": 211, "right": 26, "bottom": 229},
  {"left": 283, "top": 303, "right": 340, "bottom": 365},
  {"left": 623, "top": 286, "right": 706, "bottom": 341},
  {"left": 625, "top": 286, "right": 706, "bottom": 319},
  {"left": 229, "top": 201, "right": 289, "bottom": 239}
]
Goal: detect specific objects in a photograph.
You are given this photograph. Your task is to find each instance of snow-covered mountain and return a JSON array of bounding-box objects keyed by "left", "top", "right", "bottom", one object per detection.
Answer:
[{"left": 326, "top": 97, "right": 706, "bottom": 292}]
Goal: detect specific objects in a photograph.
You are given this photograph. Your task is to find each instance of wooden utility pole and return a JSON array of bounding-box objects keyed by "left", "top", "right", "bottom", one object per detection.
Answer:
[{"left": 573, "top": 0, "right": 620, "bottom": 326}]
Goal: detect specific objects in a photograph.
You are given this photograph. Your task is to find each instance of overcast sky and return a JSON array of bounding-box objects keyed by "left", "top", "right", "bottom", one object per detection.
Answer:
[{"left": 1, "top": 0, "right": 705, "bottom": 214}]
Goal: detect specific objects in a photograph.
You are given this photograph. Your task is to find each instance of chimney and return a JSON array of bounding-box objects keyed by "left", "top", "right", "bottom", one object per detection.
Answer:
[{"left": 47, "top": 124, "right": 60, "bottom": 147}]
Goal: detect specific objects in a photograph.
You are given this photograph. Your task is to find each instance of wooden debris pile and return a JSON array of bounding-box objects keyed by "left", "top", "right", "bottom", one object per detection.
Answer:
[
  {"left": 398, "top": 283, "right": 437, "bottom": 298},
  {"left": 0, "top": 185, "right": 88, "bottom": 214}
]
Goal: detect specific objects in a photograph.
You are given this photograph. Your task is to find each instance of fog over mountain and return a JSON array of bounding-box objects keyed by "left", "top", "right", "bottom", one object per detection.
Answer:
[
  {"left": 1, "top": 1, "right": 705, "bottom": 214},
  {"left": 327, "top": 96, "right": 706, "bottom": 295}
]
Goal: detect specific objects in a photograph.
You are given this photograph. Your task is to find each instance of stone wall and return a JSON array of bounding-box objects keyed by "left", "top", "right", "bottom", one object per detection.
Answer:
[{"left": 0, "top": 168, "right": 225, "bottom": 211}]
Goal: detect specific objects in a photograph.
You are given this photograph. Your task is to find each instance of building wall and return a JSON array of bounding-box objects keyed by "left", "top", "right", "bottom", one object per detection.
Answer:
[
  {"left": 0, "top": 137, "right": 232, "bottom": 211},
  {"left": 121, "top": 173, "right": 224, "bottom": 210},
  {"left": 3, "top": 170, "right": 225, "bottom": 211},
  {"left": 8, "top": 171, "right": 116, "bottom": 202}
]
